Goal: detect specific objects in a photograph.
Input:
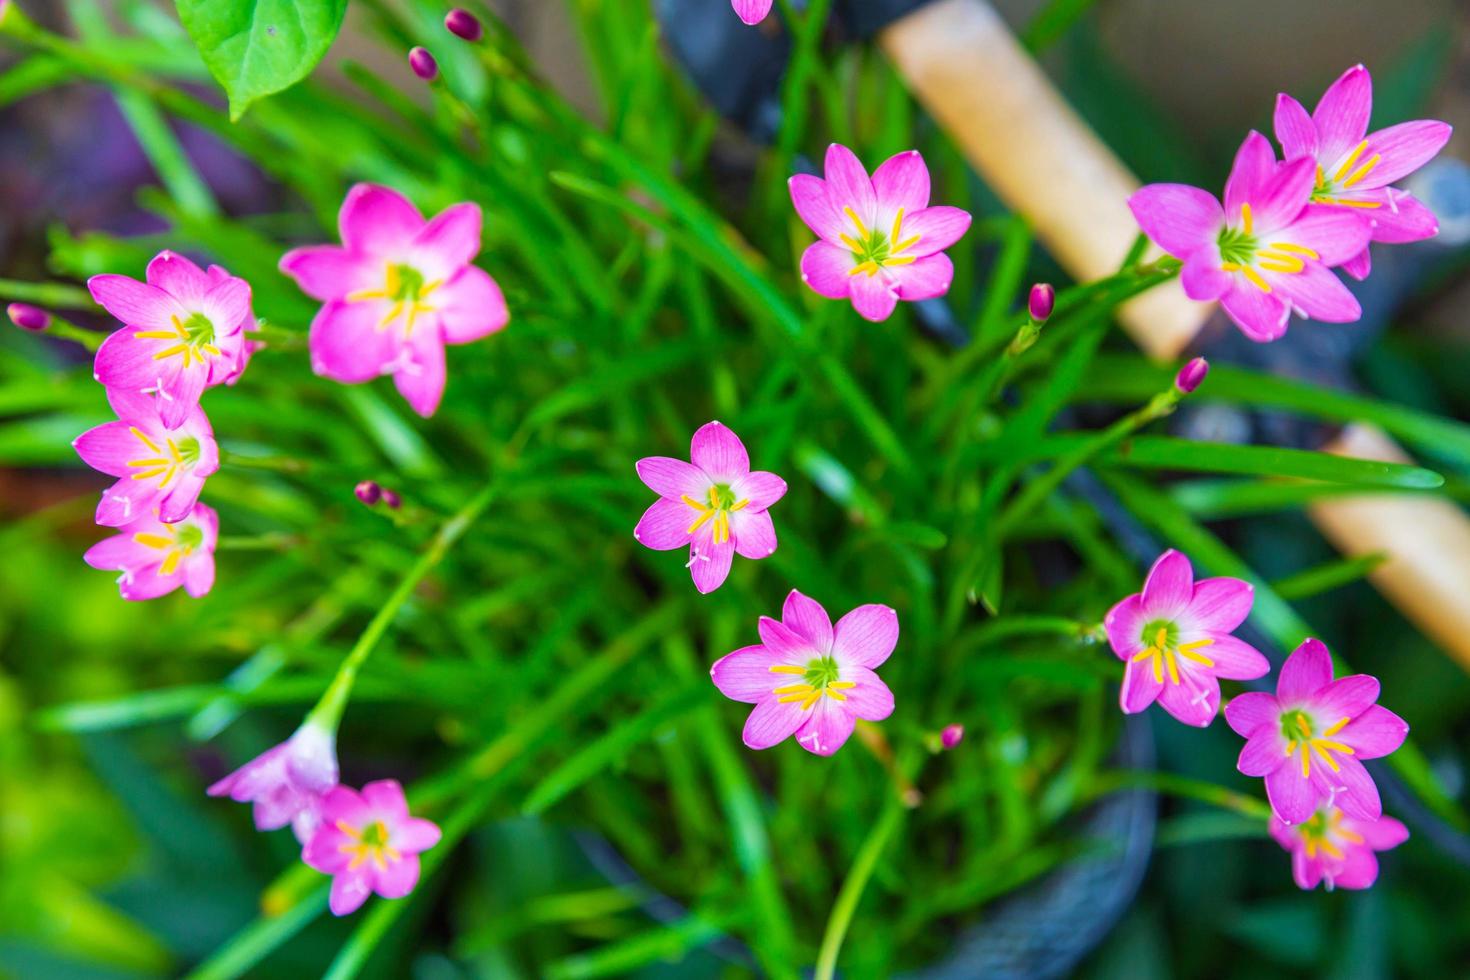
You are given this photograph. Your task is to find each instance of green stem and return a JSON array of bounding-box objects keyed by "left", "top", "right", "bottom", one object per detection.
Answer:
[
  {"left": 218, "top": 449, "right": 312, "bottom": 474},
  {"left": 305, "top": 476, "right": 504, "bottom": 732},
  {"left": 215, "top": 533, "right": 297, "bottom": 552},
  {"left": 0, "top": 277, "right": 96, "bottom": 309},
  {"left": 814, "top": 793, "right": 908, "bottom": 980},
  {"left": 1085, "top": 769, "right": 1273, "bottom": 820}
]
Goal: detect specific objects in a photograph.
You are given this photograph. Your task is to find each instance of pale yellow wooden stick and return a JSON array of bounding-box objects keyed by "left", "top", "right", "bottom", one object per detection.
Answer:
[{"left": 879, "top": 0, "right": 1470, "bottom": 670}]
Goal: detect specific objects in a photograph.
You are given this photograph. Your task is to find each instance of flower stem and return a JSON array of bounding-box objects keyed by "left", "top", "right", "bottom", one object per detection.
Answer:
[
  {"left": 305, "top": 475, "right": 504, "bottom": 733},
  {"left": 219, "top": 449, "right": 312, "bottom": 474},
  {"left": 0, "top": 277, "right": 97, "bottom": 309},
  {"left": 1085, "top": 769, "right": 1273, "bottom": 821},
  {"left": 814, "top": 792, "right": 908, "bottom": 980}
]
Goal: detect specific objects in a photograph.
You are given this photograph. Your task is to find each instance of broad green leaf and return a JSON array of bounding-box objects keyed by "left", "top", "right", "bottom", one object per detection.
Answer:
[{"left": 175, "top": 0, "right": 347, "bottom": 120}]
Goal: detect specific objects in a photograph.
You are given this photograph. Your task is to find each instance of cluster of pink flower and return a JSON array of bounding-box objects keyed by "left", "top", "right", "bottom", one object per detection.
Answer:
[
  {"left": 1131, "top": 65, "right": 1450, "bottom": 342},
  {"left": 207, "top": 723, "right": 443, "bottom": 915},
  {"left": 1108, "top": 551, "right": 1410, "bottom": 891}
]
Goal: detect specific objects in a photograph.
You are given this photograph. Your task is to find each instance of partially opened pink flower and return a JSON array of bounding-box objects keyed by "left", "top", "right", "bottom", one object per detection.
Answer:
[
  {"left": 1129, "top": 132, "right": 1372, "bottom": 342},
  {"left": 208, "top": 721, "right": 339, "bottom": 844},
  {"left": 83, "top": 502, "right": 218, "bottom": 600},
  {"left": 303, "top": 779, "right": 442, "bottom": 916},
  {"left": 1104, "top": 550, "right": 1270, "bottom": 727},
  {"left": 1269, "top": 807, "right": 1407, "bottom": 891},
  {"left": 73, "top": 387, "right": 218, "bottom": 526},
  {"left": 1226, "top": 638, "right": 1408, "bottom": 825},
  {"left": 634, "top": 420, "right": 786, "bottom": 593},
  {"left": 90, "top": 252, "right": 251, "bottom": 429},
  {"left": 280, "top": 183, "right": 509, "bottom": 417},
  {"left": 1275, "top": 64, "right": 1451, "bottom": 280},
  {"left": 732, "top": 0, "right": 772, "bottom": 24},
  {"left": 790, "top": 145, "right": 972, "bottom": 322},
  {"left": 710, "top": 590, "right": 897, "bottom": 756}
]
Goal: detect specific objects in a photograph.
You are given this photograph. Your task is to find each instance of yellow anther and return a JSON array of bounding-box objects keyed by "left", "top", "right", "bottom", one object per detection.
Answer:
[
  {"left": 769, "top": 665, "right": 806, "bottom": 674},
  {"left": 1333, "top": 141, "right": 1369, "bottom": 183},
  {"left": 1343, "top": 153, "right": 1381, "bottom": 189},
  {"left": 843, "top": 206, "right": 870, "bottom": 239},
  {"left": 772, "top": 684, "right": 812, "bottom": 695},
  {"left": 1324, "top": 716, "right": 1351, "bottom": 736},
  {"left": 1241, "top": 202, "right": 1254, "bottom": 235},
  {"left": 1270, "top": 242, "right": 1319, "bottom": 258},
  {"left": 1240, "top": 266, "right": 1271, "bottom": 293},
  {"left": 133, "top": 533, "right": 173, "bottom": 549},
  {"left": 1164, "top": 648, "right": 1181, "bottom": 685}
]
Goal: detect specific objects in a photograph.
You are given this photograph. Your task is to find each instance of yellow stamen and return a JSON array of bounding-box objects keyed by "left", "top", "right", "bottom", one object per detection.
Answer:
[
  {"left": 1164, "top": 647, "right": 1181, "bottom": 685},
  {"left": 1151, "top": 654, "right": 1163, "bottom": 684},
  {"left": 827, "top": 690, "right": 848, "bottom": 701},
  {"left": 1320, "top": 197, "right": 1382, "bottom": 208},
  {"left": 889, "top": 207, "right": 905, "bottom": 250},
  {"left": 1342, "top": 153, "right": 1381, "bottom": 189},
  {"left": 1333, "top": 141, "right": 1369, "bottom": 183},
  {"left": 848, "top": 260, "right": 880, "bottom": 278},
  {"left": 1286, "top": 740, "right": 1298, "bottom": 756},
  {"left": 1313, "top": 738, "right": 1354, "bottom": 755},
  {"left": 1270, "top": 242, "right": 1320, "bottom": 258},
  {"left": 1338, "top": 829, "right": 1365, "bottom": 845},
  {"left": 1320, "top": 839, "right": 1345, "bottom": 860},
  {"left": 1312, "top": 743, "right": 1342, "bottom": 772},
  {"left": 153, "top": 343, "right": 189, "bottom": 361},
  {"left": 133, "top": 329, "right": 181, "bottom": 340},
  {"left": 800, "top": 691, "right": 821, "bottom": 710},
  {"left": 1241, "top": 202, "right": 1254, "bottom": 235},
  {"left": 843, "top": 206, "right": 870, "bottom": 240},
  {"left": 1240, "top": 266, "right": 1271, "bottom": 292},
  {"left": 1301, "top": 744, "right": 1311, "bottom": 778},
  {"left": 772, "top": 684, "right": 812, "bottom": 695},
  {"left": 769, "top": 665, "right": 806, "bottom": 674},
  {"left": 130, "top": 427, "right": 161, "bottom": 453},
  {"left": 1295, "top": 715, "right": 1312, "bottom": 737},
  {"left": 159, "top": 550, "right": 182, "bottom": 576},
  {"left": 1131, "top": 647, "right": 1157, "bottom": 663},
  {"left": 133, "top": 533, "right": 172, "bottom": 549},
  {"left": 777, "top": 692, "right": 811, "bottom": 703},
  {"left": 1324, "top": 716, "right": 1351, "bottom": 736},
  {"left": 828, "top": 681, "right": 855, "bottom": 690}
]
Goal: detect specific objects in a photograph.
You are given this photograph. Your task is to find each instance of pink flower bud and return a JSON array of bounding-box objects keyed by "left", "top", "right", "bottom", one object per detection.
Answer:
[
  {"left": 408, "top": 46, "right": 439, "bottom": 81},
  {"left": 354, "top": 480, "right": 382, "bottom": 506},
  {"left": 1028, "top": 283, "right": 1054, "bottom": 323},
  {"left": 445, "top": 8, "right": 482, "bottom": 41},
  {"left": 1175, "top": 356, "right": 1209, "bottom": 394},
  {"left": 940, "top": 724, "right": 964, "bottom": 749},
  {"left": 381, "top": 488, "right": 403, "bottom": 510},
  {"left": 6, "top": 302, "right": 50, "bottom": 332}
]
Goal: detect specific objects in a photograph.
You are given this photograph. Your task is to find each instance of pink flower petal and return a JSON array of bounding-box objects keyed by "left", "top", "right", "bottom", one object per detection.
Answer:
[
  {"left": 157, "top": 365, "right": 207, "bottom": 430},
  {"left": 1313, "top": 64, "right": 1372, "bottom": 167},
  {"left": 1339, "top": 704, "right": 1408, "bottom": 759},
  {"left": 730, "top": 470, "right": 786, "bottom": 511},
  {"left": 1308, "top": 674, "right": 1380, "bottom": 722},
  {"left": 1141, "top": 550, "right": 1193, "bottom": 618},
  {"left": 184, "top": 553, "right": 215, "bottom": 597},
  {"left": 1265, "top": 762, "right": 1319, "bottom": 825},
  {"left": 1331, "top": 847, "right": 1379, "bottom": 890},
  {"left": 782, "top": 590, "right": 833, "bottom": 651},
  {"left": 280, "top": 245, "right": 377, "bottom": 302},
  {"left": 742, "top": 697, "right": 806, "bottom": 749},
  {"left": 340, "top": 183, "right": 425, "bottom": 257},
  {"left": 1274, "top": 93, "right": 1318, "bottom": 159},
  {"left": 758, "top": 615, "right": 815, "bottom": 662},
  {"left": 847, "top": 269, "right": 900, "bottom": 322},
  {"left": 304, "top": 821, "right": 355, "bottom": 873},
  {"left": 688, "top": 525, "right": 734, "bottom": 594},
  {"left": 308, "top": 299, "right": 399, "bottom": 382},
  {"left": 393, "top": 817, "right": 441, "bottom": 854},
  {"left": 831, "top": 603, "right": 899, "bottom": 669},
  {"left": 391, "top": 331, "right": 448, "bottom": 417},
  {"left": 119, "top": 563, "right": 184, "bottom": 601},
  {"left": 1329, "top": 755, "right": 1382, "bottom": 821},
  {"left": 1271, "top": 264, "right": 1361, "bottom": 324},
  {"left": 160, "top": 473, "right": 207, "bottom": 524},
  {"left": 435, "top": 265, "right": 509, "bottom": 344},
  {"left": 1220, "top": 280, "right": 1291, "bottom": 342},
  {"left": 1103, "top": 593, "right": 1147, "bottom": 659},
  {"left": 711, "top": 645, "right": 781, "bottom": 703},
  {"left": 329, "top": 871, "right": 373, "bottom": 916},
  {"left": 374, "top": 853, "right": 422, "bottom": 899},
  {"left": 800, "top": 241, "right": 856, "bottom": 299},
  {"left": 793, "top": 697, "right": 856, "bottom": 756},
  {"left": 1180, "top": 245, "right": 1232, "bottom": 301},
  {"left": 823, "top": 143, "right": 876, "bottom": 228},
  {"left": 1239, "top": 728, "right": 1289, "bottom": 777},
  {"left": 83, "top": 531, "right": 143, "bottom": 570},
  {"left": 892, "top": 253, "right": 954, "bottom": 302},
  {"left": 74, "top": 420, "right": 140, "bottom": 477},
  {"left": 1249, "top": 155, "right": 1316, "bottom": 233},
  {"left": 1278, "top": 638, "right": 1335, "bottom": 703},
  {"left": 88, "top": 273, "right": 186, "bottom": 329},
  {"left": 731, "top": 0, "right": 773, "bottom": 25},
  {"left": 1119, "top": 659, "right": 1163, "bottom": 713},
  {"left": 1358, "top": 119, "right": 1452, "bottom": 189},
  {"left": 1224, "top": 131, "right": 1278, "bottom": 222},
  {"left": 690, "top": 420, "right": 749, "bottom": 480},
  {"left": 1356, "top": 814, "right": 1409, "bottom": 850},
  {"left": 789, "top": 174, "right": 846, "bottom": 244},
  {"left": 730, "top": 508, "right": 777, "bottom": 560},
  {"left": 635, "top": 497, "right": 693, "bottom": 551},
  {"left": 1127, "top": 184, "right": 1223, "bottom": 257},
  {"left": 93, "top": 479, "right": 158, "bottom": 528},
  {"left": 635, "top": 457, "right": 708, "bottom": 499},
  {"left": 1225, "top": 691, "right": 1281, "bottom": 737},
  {"left": 1198, "top": 634, "right": 1270, "bottom": 681},
  {"left": 871, "top": 150, "right": 931, "bottom": 223},
  {"left": 839, "top": 665, "right": 894, "bottom": 721},
  {"left": 1362, "top": 188, "right": 1439, "bottom": 244},
  {"left": 201, "top": 277, "right": 252, "bottom": 337},
  {"left": 411, "top": 202, "right": 482, "bottom": 279},
  {"left": 1279, "top": 204, "right": 1374, "bottom": 266},
  {"left": 1185, "top": 576, "right": 1253, "bottom": 633},
  {"left": 896, "top": 205, "right": 970, "bottom": 259},
  {"left": 360, "top": 780, "right": 410, "bottom": 822},
  {"left": 1154, "top": 670, "right": 1219, "bottom": 727},
  {"left": 146, "top": 251, "right": 211, "bottom": 306},
  {"left": 1340, "top": 248, "right": 1372, "bottom": 280}
]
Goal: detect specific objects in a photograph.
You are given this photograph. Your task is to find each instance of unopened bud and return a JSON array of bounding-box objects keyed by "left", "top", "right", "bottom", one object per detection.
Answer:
[
  {"left": 381, "top": 488, "right": 402, "bottom": 510},
  {"left": 1174, "top": 356, "right": 1209, "bottom": 395},
  {"left": 6, "top": 302, "right": 50, "bottom": 332},
  {"left": 940, "top": 724, "right": 965, "bottom": 750},
  {"left": 408, "top": 46, "right": 439, "bottom": 81},
  {"left": 445, "top": 8, "right": 482, "bottom": 42},
  {"left": 1028, "top": 283, "right": 1055, "bottom": 323},
  {"left": 354, "top": 480, "right": 382, "bottom": 506}
]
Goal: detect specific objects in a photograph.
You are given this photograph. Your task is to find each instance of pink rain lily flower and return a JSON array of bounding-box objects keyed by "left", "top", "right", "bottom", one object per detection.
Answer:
[
  {"left": 83, "top": 502, "right": 218, "bottom": 600},
  {"left": 634, "top": 420, "right": 786, "bottom": 594},
  {"left": 732, "top": 0, "right": 772, "bottom": 24},
  {"left": 710, "top": 590, "right": 897, "bottom": 756},
  {"left": 1269, "top": 807, "right": 1407, "bottom": 892},
  {"left": 90, "top": 252, "right": 252, "bottom": 429},
  {"left": 1129, "top": 131, "right": 1372, "bottom": 342},
  {"left": 207, "top": 722, "right": 340, "bottom": 844},
  {"left": 1104, "top": 550, "right": 1270, "bottom": 727},
  {"left": 73, "top": 387, "right": 218, "bottom": 526},
  {"left": 279, "top": 183, "right": 509, "bottom": 417},
  {"left": 1275, "top": 64, "right": 1451, "bottom": 280},
  {"left": 790, "top": 144, "right": 972, "bottom": 322},
  {"left": 1226, "top": 638, "right": 1408, "bottom": 825},
  {"left": 304, "top": 779, "right": 443, "bottom": 916}
]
